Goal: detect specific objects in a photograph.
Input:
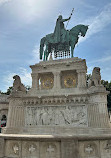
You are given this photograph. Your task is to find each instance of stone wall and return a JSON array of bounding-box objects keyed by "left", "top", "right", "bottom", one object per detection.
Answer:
[{"left": 0, "top": 136, "right": 111, "bottom": 158}]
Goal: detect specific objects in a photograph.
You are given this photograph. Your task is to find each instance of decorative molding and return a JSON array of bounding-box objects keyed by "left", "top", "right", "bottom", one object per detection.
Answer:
[{"left": 23, "top": 96, "right": 88, "bottom": 106}]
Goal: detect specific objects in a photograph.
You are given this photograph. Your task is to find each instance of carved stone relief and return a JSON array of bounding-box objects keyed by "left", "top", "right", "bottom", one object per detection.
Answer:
[
  {"left": 13, "top": 144, "right": 19, "bottom": 154},
  {"left": 79, "top": 141, "right": 99, "bottom": 158},
  {"left": 61, "top": 70, "right": 77, "bottom": 88},
  {"left": 40, "top": 142, "right": 60, "bottom": 158},
  {"left": 84, "top": 144, "right": 95, "bottom": 155},
  {"left": 22, "top": 141, "right": 39, "bottom": 158},
  {"left": 25, "top": 105, "right": 88, "bottom": 127},
  {"left": 5, "top": 140, "right": 21, "bottom": 157},
  {"left": 40, "top": 73, "right": 54, "bottom": 90},
  {"left": 100, "top": 140, "right": 111, "bottom": 158}
]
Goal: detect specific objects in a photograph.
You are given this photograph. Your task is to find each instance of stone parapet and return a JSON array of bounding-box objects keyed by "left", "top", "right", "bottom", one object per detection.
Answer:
[{"left": 0, "top": 134, "right": 111, "bottom": 158}]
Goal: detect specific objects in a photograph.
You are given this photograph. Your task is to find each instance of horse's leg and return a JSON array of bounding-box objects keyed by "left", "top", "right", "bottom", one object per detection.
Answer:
[
  {"left": 43, "top": 51, "right": 45, "bottom": 61},
  {"left": 40, "top": 37, "right": 46, "bottom": 60},
  {"left": 71, "top": 46, "right": 73, "bottom": 58},
  {"left": 71, "top": 42, "right": 75, "bottom": 58},
  {"left": 43, "top": 45, "right": 48, "bottom": 61},
  {"left": 45, "top": 44, "right": 49, "bottom": 61}
]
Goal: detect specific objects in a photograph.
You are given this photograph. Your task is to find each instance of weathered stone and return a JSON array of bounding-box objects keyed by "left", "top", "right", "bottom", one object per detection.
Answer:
[
  {"left": 61, "top": 140, "right": 79, "bottom": 158},
  {"left": 0, "top": 57, "right": 111, "bottom": 158},
  {"left": 0, "top": 138, "right": 5, "bottom": 157}
]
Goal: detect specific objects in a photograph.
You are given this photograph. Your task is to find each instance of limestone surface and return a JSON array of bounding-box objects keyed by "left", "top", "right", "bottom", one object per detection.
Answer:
[{"left": 0, "top": 57, "right": 111, "bottom": 158}]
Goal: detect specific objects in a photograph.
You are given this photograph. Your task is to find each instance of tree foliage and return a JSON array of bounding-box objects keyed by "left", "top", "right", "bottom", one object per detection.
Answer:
[
  {"left": 0, "top": 87, "right": 13, "bottom": 95},
  {"left": 101, "top": 80, "right": 111, "bottom": 111},
  {"left": 0, "top": 85, "right": 31, "bottom": 95}
]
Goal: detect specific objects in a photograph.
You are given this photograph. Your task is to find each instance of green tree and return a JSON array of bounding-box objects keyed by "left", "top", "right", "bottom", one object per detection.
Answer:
[
  {"left": 0, "top": 85, "right": 31, "bottom": 95},
  {"left": 0, "top": 87, "right": 13, "bottom": 95},
  {"left": 101, "top": 80, "right": 111, "bottom": 111},
  {"left": 5, "top": 87, "right": 13, "bottom": 95}
]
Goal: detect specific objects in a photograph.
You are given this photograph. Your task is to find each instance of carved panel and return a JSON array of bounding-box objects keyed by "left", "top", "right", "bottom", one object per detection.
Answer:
[
  {"left": 25, "top": 105, "right": 88, "bottom": 127},
  {"left": 61, "top": 70, "right": 77, "bottom": 88},
  {"left": 79, "top": 141, "right": 99, "bottom": 158},
  {"left": 22, "top": 141, "right": 39, "bottom": 158},
  {"left": 40, "top": 142, "right": 60, "bottom": 158},
  {"left": 100, "top": 140, "right": 111, "bottom": 158},
  {"left": 40, "top": 73, "right": 54, "bottom": 90},
  {"left": 5, "top": 140, "right": 21, "bottom": 158}
]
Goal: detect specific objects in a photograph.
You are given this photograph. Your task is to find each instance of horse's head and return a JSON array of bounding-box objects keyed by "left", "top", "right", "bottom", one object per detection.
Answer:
[{"left": 80, "top": 25, "right": 88, "bottom": 37}]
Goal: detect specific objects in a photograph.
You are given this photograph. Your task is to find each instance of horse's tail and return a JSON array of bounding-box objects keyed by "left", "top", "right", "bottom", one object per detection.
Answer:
[{"left": 40, "top": 37, "right": 45, "bottom": 60}]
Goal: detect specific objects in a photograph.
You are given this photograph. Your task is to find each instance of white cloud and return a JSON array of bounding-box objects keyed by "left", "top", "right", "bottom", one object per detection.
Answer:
[
  {"left": 1, "top": 0, "right": 61, "bottom": 24},
  {"left": 87, "top": 66, "right": 94, "bottom": 74},
  {"left": 88, "top": 3, "right": 111, "bottom": 35},
  {"left": 31, "top": 45, "right": 40, "bottom": 64},
  {"left": 3, "top": 67, "right": 32, "bottom": 91},
  {"left": 0, "top": 0, "right": 11, "bottom": 6},
  {"left": 18, "top": 67, "right": 32, "bottom": 86},
  {"left": 88, "top": 55, "right": 111, "bottom": 64},
  {"left": 79, "top": 3, "right": 111, "bottom": 43},
  {"left": 27, "top": 44, "right": 40, "bottom": 65},
  {"left": 3, "top": 72, "right": 16, "bottom": 90}
]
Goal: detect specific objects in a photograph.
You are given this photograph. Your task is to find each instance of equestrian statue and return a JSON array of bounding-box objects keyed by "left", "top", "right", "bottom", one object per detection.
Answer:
[{"left": 40, "top": 12, "right": 88, "bottom": 61}]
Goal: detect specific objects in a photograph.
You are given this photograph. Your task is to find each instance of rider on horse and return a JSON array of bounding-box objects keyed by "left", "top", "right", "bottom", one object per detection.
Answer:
[
  {"left": 53, "top": 15, "right": 71, "bottom": 43},
  {"left": 40, "top": 13, "right": 88, "bottom": 60}
]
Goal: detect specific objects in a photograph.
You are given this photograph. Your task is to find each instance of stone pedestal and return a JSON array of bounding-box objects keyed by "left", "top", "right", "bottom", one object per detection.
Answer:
[{"left": 0, "top": 57, "right": 111, "bottom": 158}]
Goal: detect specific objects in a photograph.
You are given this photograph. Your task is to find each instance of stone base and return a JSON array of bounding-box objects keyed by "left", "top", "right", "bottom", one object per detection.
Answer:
[{"left": 0, "top": 134, "right": 111, "bottom": 158}]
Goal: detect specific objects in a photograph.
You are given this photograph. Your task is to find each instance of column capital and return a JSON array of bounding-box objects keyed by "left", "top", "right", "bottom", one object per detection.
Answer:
[
  {"left": 76, "top": 69, "right": 86, "bottom": 73},
  {"left": 52, "top": 71, "right": 61, "bottom": 76}
]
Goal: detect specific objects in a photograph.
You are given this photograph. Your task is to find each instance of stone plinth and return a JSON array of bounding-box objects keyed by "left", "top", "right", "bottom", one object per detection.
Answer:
[
  {"left": 2, "top": 58, "right": 110, "bottom": 134},
  {"left": 0, "top": 134, "right": 111, "bottom": 158},
  {"left": 30, "top": 57, "right": 87, "bottom": 94},
  {"left": 0, "top": 57, "right": 111, "bottom": 158}
]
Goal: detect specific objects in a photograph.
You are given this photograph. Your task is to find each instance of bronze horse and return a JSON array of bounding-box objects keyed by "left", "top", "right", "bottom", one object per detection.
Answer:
[{"left": 40, "top": 24, "right": 88, "bottom": 60}]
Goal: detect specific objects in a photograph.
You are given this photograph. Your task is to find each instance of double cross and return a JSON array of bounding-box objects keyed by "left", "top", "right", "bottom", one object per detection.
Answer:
[
  {"left": 85, "top": 145, "right": 93, "bottom": 154},
  {"left": 47, "top": 145, "right": 55, "bottom": 155},
  {"left": 13, "top": 145, "right": 19, "bottom": 154},
  {"left": 29, "top": 145, "right": 36, "bottom": 153}
]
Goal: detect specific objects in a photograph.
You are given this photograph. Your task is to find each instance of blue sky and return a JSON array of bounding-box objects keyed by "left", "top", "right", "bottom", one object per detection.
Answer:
[{"left": 0, "top": 0, "right": 111, "bottom": 92}]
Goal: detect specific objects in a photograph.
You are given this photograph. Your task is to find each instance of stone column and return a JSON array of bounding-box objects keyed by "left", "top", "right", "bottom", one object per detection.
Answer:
[
  {"left": 5, "top": 98, "right": 25, "bottom": 134},
  {"left": 31, "top": 73, "right": 39, "bottom": 90},
  {"left": 77, "top": 70, "right": 86, "bottom": 88},
  {"left": 53, "top": 71, "right": 61, "bottom": 89},
  {"left": 88, "top": 87, "right": 110, "bottom": 128}
]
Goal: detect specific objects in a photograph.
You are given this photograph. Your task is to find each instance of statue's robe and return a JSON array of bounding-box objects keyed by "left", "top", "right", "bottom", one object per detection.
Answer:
[{"left": 54, "top": 18, "right": 69, "bottom": 43}]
